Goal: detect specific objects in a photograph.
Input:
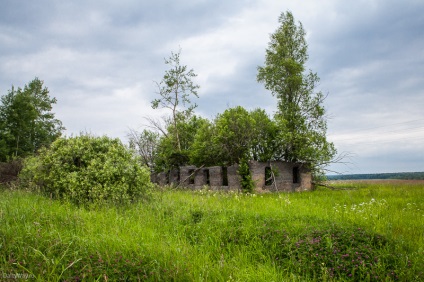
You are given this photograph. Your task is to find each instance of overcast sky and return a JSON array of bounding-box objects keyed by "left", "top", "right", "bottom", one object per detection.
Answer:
[{"left": 1, "top": 0, "right": 423, "bottom": 174}]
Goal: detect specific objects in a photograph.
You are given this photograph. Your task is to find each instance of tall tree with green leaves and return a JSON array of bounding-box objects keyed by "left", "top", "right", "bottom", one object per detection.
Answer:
[
  {"left": 257, "top": 11, "right": 336, "bottom": 173},
  {"left": 151, "top": 49, "right": 200, "bottom": 153},
  {"left": 0, "top": 78, "right": 64, "bottom": 161}
]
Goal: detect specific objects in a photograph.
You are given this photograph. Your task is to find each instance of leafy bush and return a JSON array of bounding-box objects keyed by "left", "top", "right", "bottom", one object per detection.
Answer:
[{"left": 20, "top": 135, "right": 152, "bottom": 205}]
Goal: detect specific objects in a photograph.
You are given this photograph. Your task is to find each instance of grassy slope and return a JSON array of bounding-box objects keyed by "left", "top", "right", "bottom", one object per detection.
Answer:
[{"left": 0, "top": 182, "right": 423, "bottom": 281}]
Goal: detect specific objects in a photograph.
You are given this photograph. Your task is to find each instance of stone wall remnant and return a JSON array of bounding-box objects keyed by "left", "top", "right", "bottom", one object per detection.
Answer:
[{"left": 151, "top": 161, "right": 312, "bottom": 192}]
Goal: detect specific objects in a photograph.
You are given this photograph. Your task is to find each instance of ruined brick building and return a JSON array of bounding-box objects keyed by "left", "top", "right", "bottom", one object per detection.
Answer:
[{"left": 151, "top": 160, "right": 312, "bottom": 192}]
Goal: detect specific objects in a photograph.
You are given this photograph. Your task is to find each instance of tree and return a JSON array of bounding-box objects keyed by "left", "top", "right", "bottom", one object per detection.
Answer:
[
  {"left": 214, "top": 106, "right": 255, "bottom": 165},
  {"left": 257, "top": 11, "right": 336, "bottom": 173},
  {"left": 151, "top": 49, "right": 200, "bottom": 152},
  {"left": 0, "top": 78, "right": 64, "bottom": 161},
  {"left": 189, "top": 107, "right": 280, "bottom": 167}
]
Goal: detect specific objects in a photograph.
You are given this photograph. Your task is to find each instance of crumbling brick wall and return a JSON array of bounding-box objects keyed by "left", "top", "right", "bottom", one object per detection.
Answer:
[
  {"left": 179, "top": 165, "right": 197, "bottom": 188},
  {"left": 151, "top": 161, "right": 312, "bottom": 192},
  {"left": 249, "top": 161, "right": 312, "bottom": 192}
]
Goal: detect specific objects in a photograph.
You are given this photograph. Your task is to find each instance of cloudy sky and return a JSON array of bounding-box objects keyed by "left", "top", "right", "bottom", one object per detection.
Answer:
[{"left": 1, "top": 0, "right": 423, "bottom": 174}]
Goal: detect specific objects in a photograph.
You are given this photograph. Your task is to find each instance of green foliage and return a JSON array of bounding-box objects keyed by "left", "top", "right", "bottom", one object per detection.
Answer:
[
  {"left": 189, "top": 119, "right": 222, "bottom": 167},
  {"left": 0, "top": 78, "right": 64, "bottom": 161},
  {"left": 18, "top": 155, "right": 42, "bottom": 190},
  {"left": 154, "top": 114, "right": 208, "bottom": 171},
  {"left": 190, "top": 107, "right": 279, "bottom": 167},
  {"left": 214, "top": 106, "right": 255, "bottom": 165},
  {"left": 19, "top": 135, "right": 152, "bottom": 205},
  {"left": 238, "top": 157, "right": 255, "bottom": 193},
  {"left": 249, "top": 108, "right": 280, "bottom": 162},
  {"left": 257, "top": 11, "right": 336, "bottom": 172},
  {"left": 173, "top": 114, "right": 208, "bottom": 152}
]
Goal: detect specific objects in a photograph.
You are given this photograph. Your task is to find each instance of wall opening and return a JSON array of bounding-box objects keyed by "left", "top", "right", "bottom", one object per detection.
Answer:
[
  {"left": 188, "top": 169, "right": 195, "bottom": 184},
  {"left": 166, "top": 170, "right": 170, "bottom": 185},
  {"left": 265, "top": 167, "right": 273, "bottom": 186},
  {"left": 203, "top": 169, "right": 210, "bottom": 185},
  {"left": 293, "top": 167, "right": 300, "bottom": 184},
  {"left": 222, "top": 167, "right": 228, "bottom": 186}
]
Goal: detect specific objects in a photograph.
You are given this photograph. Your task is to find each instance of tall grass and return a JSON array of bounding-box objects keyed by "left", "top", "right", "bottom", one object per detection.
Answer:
[{"left": 0, "top": 181, "right": 423, "bottom": 281}]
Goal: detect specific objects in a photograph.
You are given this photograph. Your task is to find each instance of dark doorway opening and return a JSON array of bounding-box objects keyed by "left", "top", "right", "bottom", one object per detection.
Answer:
[
  {"left": 222, "top": 167, "right": 229, "bottom": 186},
  {"left": 188, "top": 169, "right": 195, "bottom": 184},
  {"left": 293, "top": 167, "right": 300, "bottom": 184},
  {"left": 203, "top": 169, "right": 210, "bottom": 185},
  {"left": 166, "top": 170, "right": 170, "bottom": 185}
]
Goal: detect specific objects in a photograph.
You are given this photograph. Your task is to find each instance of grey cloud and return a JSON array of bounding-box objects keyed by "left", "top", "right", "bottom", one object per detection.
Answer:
[{"left": 311, "top": 1, "right": 424, "bottom": 72}]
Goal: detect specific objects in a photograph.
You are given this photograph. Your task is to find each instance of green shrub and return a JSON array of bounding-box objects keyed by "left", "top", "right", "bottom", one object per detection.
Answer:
[
  {"left": 238, "top": 157, "right": 255, "bottom": 193},
  {"left": 19, "top": 135, "right": 152, "bottom": 205}
]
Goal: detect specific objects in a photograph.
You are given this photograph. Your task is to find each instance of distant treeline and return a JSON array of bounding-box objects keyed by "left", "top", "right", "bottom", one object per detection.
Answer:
[{"left": 327, "top": 172, "right": 424, "bottom": 180}]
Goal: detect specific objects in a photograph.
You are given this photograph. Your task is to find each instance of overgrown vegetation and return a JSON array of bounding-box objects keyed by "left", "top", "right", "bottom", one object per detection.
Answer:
[
  {"left": 130, "top": 11, "right": 336, "bottom": 181},
  {"left": 238, "top": 156, "right": 255, "bottom": 193},
  {"left": 1, "top": 181, "right": 423, "bottom": 281},
  {"left": 19, "top": 135, "right": 152, "bottom": 206}
]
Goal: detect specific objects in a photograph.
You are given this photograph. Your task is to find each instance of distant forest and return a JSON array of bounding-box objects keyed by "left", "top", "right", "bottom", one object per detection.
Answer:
[{"left": 327, "top": 172, "right": 424, "bottom": 180}]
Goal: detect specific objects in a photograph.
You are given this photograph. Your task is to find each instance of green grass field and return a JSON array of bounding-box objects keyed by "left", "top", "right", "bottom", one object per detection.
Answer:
[{"left": 1, "top": 181, "right": 423, "bottom": 281}]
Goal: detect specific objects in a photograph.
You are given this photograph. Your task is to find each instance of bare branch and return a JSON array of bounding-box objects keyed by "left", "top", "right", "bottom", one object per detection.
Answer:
[
  {"left": 142, "top": 116, "right": 168, "bottom": 137},
  {"left": 127, "top": 127, "right": 160, "bottom": 169}
]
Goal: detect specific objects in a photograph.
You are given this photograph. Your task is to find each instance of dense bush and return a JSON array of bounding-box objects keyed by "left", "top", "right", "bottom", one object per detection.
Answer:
[{"left": 20, "top": 135, "right": 152, "bottom": 205}]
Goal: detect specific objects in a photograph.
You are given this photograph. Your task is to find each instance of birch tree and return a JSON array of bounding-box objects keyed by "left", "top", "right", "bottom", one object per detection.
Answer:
[{"left": 151, "top": 49, "right": 199, "bottom": 152}]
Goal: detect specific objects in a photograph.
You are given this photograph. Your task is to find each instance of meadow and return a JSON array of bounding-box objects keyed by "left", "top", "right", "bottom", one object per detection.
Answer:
[{"left": 0, "top": 181, "right": 423, "bottom": 281}]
